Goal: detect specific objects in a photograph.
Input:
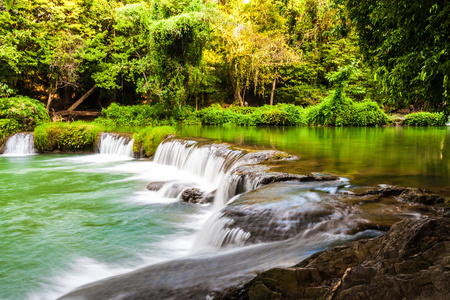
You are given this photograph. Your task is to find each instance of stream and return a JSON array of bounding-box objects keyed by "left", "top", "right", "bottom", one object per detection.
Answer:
[{"left": 0, "top": 126, "right": 448, "bottom": 299}]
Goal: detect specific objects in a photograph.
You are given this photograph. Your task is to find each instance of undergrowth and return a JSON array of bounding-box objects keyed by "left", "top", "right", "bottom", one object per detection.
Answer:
[
  {"left": 133, "top": 126, "right": 177, "bottom": 157},
  {"left": 0, "top": 96, "right": 50, "bottom": 143},
  {"left": 403, "top": 112, "right": 447, "bottom": 126},
  {"left": 34, "top": 122, "right": 102, "bottom": 152}
]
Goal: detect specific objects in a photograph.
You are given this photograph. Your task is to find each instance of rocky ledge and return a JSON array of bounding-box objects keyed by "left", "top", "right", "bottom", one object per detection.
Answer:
[{"left": 216, "top": 216, "right": 450, "bottom": 300}]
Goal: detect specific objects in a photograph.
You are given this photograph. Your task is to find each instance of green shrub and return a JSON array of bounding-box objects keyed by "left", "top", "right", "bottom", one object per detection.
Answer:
[
  {"left": 303, "top": 94, "right": 388, "bottom": 126},
  {"left": 195, "top": 104, "right": 236, "bottom": 125},
  {"left": 34, "top": 122, "right": 102, "bottom": 152},
  {"left": 96, "top": 103, "right": 194, "bottom": 127},
  {"left": 95, "top": 103, "right": 167, "bottom": 127},
  {"left": 403, "top": 112, "right": 447, "bottom": 126},
  {"left": 195, "top": 103, "right": 304, "bottom": 126},
  {"left": 133, "top": 126, "right": 177, "bottom": 157},
  {"left": 0, "top": 96, "right": 50, "bottom": 131},
  {"left": 0, "top": 119, "right": 20, "bottom": 145},
  {"left": 349, "top": 101, "right": 389, "bottom": 126}
]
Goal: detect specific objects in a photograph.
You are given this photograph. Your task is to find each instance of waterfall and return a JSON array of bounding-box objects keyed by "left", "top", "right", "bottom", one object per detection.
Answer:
[
  {"left": 97, "top": 133, "right": 134, "bottom": 157},
  {"left": 193, "top": 212, "right": 251, "bottom": 250},
  {"left": 3, "top": 132, "right": 35, "bottom": 156},
  {"left": 212, "top": 172, "right": 262, "bottom": 210},
  {"left": 154, "top": 139, "right": 246, "bottom": 186},
  {"left": 154, "top": 139, "right": 286, "bottom": 209},
  {"left": 446, "top": 116, "right": 450, "bottom": 126}
]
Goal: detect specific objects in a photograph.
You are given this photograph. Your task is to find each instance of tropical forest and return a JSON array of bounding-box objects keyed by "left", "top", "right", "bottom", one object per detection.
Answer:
[{"left": 0, "top": 1, "right": 449, "bottom": 299}]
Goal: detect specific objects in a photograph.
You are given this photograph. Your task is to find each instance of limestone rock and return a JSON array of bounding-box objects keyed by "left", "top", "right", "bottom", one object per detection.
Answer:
[
  {"left": 222, "top": 217, "right": 450, "bottom": 300},
  {"left": 146, "top": 181, "right": 166, "bottom": 191}
]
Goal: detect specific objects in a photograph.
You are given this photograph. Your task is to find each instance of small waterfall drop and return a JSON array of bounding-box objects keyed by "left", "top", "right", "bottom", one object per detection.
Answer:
[
  {"left": 97, "top": 133, "right": 134, "bottom": 157},
  {"left": 3, "top": 132, "right": 35, "bottom": 156},
  {"left": 153, "top": 139, "right": 287, "bottom": 209},
  {"left": 193, "top": 212, "right": 251, "bottom": 251},
  {"left": 212, "top": 171, "right": 262, "bottom": 210},
  {"left": 154, "top": 139, "right": 246, "bottom": 185}
]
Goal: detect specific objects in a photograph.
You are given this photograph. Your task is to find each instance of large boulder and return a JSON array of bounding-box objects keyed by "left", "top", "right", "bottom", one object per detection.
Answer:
[{"left": 218, "top": 217, "right": 450, "bottom": 300}]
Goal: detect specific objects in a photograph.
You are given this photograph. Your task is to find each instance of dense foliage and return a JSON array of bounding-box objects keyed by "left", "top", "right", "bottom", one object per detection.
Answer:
[
  {"left": 97, "top": 63, "right": 388, "bottom": 126},
  {"left": 0, "top": 0, "right": 448, "bottom": 120},
  {"left": 0, "top": 96, "right": 50, "bottom": 143},
  {"left": 338, "top": 0, "right": 450, "bottom": 111},
  {"left": 32, "top": 121, "right": 176, "bottom": 155},
  {"left": 0, "top": 96, "right": 50, "bottom": 130},
  {"left": 0, "top": 0, "right": 376, "bottom": 112},
  {"left": 403, "top": 112, "right": 447, "bottom": 127}
]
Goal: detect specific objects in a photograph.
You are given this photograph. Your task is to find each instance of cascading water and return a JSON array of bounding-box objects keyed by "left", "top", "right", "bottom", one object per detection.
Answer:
[
  {"left": 14, "top": 136, "right": 428, "bottom": 300},
  {"left": 97, "top": 132, "right": 134, "bottom": 157},
  {"left": 153, "top": 139, "right": 285, "bottom": 209},
  {"left": 2, "top": 132, "right": 35, "bottom": 156},
  {"left": 153, "top": 139, "right": 246, "bottom": 186}
]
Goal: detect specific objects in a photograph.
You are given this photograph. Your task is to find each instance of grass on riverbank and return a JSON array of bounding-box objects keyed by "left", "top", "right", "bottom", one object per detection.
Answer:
[
  {"left": 133, "top": 126, "right": 177, "bottom": 157},
  {"left": 33, "top": 122, "right": 176, "bottom": 156}
]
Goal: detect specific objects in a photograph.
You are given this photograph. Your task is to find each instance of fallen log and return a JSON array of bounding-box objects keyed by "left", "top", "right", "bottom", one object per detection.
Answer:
[{"left": 54, "top": 110, "right": 101, "bottom": 117}]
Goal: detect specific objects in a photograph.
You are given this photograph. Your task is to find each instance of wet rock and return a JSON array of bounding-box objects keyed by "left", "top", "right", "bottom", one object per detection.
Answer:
[
  {"left": 146, "top": 181, "right": 166, "bottom": 191},
  {"left": 397, "top": 188, "right": 449, "bottom": 206},
  {"left": 341, "top": 185, "right": 450, "bottom": 208},
  {"left": 223, "top": 217, "right": 450, "bottom": 300},
  {"left": 180, "top": 188, "right": 205, "bottom": 204},
  {"left": 240, "top": 150, "right": 299, "bottom": 164},
  {"left": 202, "top": 190, "right": 216, "bottom": 203},
  {"left": 231, "top": 164, "right": 340, "bottom": 186},
  {"left": 221, "top": 205, "right": 336, "bottom": 244},
  {"left": 0, "top": 142, "right": 6, "bottom": 154}
]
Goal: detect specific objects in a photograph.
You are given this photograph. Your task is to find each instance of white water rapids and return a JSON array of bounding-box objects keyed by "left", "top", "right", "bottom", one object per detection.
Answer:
[
  {"left": 16, "top": 137, "right": 393, "bottom": 300},
  {"left": 97, "top": 132, "right": 134, "bottom": 158},
  {"left": 2, "top": 132, "right": 35, "bottom": 156}
]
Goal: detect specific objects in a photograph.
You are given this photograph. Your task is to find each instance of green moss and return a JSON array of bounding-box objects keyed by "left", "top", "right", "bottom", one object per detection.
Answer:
[
  {"left": 403, "top": 112, "right": 447, "bottom": 126},
  {"left": 133, "top": 126, "right": 177, "bottom": 157},
  {"left": 34, "top": 122, "right": 102, "bottom": 152}
]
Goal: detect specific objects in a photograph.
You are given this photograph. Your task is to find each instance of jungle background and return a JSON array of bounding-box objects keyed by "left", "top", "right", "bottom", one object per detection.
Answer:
[{"left": 0, "top": 0, "right": 448, "bottom": 118}]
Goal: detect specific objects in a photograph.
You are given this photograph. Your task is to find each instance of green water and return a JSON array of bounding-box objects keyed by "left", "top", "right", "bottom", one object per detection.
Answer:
[
  {"left": 0, "top": 155, "right": 202, "bottom": 300},
  {"left": 180, "top": 126, "right": 450, "bottom": 195},
  {"left": 2, "top": 126, "right": 449, "bottom": 299}
]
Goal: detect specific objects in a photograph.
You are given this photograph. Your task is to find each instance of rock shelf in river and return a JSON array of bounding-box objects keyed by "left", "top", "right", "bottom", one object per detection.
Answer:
[{"left": 217, "top": 216, "right": 450, "bottom": 300}]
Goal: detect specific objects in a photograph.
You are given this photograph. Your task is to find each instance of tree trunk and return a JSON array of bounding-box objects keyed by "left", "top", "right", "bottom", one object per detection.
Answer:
[
  {"left": 47, "top": 81, "right": 57, "bottom": 111},
  {"left": 67, "top": 86, "right": 97, "bottom": 112},
  {"left": 270, "top": 77, "right": 277, "bottom": 106},
  {"left": 47, "top": 93, "right": 53, "bottom": 112},
  {"left": 64, "top": 86, "right": 71, "bottom": 110}
]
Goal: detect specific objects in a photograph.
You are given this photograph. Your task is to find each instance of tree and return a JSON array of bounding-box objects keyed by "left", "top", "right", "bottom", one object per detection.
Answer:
[{"left": 337, "top": 0, "right": 450, "bottom": 111}]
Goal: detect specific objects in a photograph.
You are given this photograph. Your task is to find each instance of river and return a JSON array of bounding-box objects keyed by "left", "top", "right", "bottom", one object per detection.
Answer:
[{"left": 0, "top": 126, "right": 448, "bottom": 299}]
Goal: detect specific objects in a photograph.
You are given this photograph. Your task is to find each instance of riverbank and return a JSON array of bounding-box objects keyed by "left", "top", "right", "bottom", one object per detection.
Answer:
[{"left": 215, "top": 215, "right": 449, "bottom": 300}]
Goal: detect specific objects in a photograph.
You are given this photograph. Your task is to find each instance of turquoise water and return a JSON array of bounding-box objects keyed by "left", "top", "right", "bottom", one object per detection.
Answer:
[
  {"left": 1, "top": 126, "right": 449, "bottom": 299},
  {"left": 180, "top": 126, "right": 450, "bottom": 195},
  {"left": 0, "top": 154, "right": 209, "bottom": 300}
]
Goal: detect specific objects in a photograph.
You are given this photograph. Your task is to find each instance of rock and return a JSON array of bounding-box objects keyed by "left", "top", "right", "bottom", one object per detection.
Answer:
[
  {"left": 230, "top": 164, "right": 340, "bottom": 186},
  {"left": 180, "top": 188, "right": 205, "bottom": 204},
  {"left": 341, "top": 185, "right": 450, "bottom": 208},
  {"left": 146, "top": 181, "right": 166, "bottom": 191},
  {"left": 223, "top": 217, "right": 450, "bottom": 300}
]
